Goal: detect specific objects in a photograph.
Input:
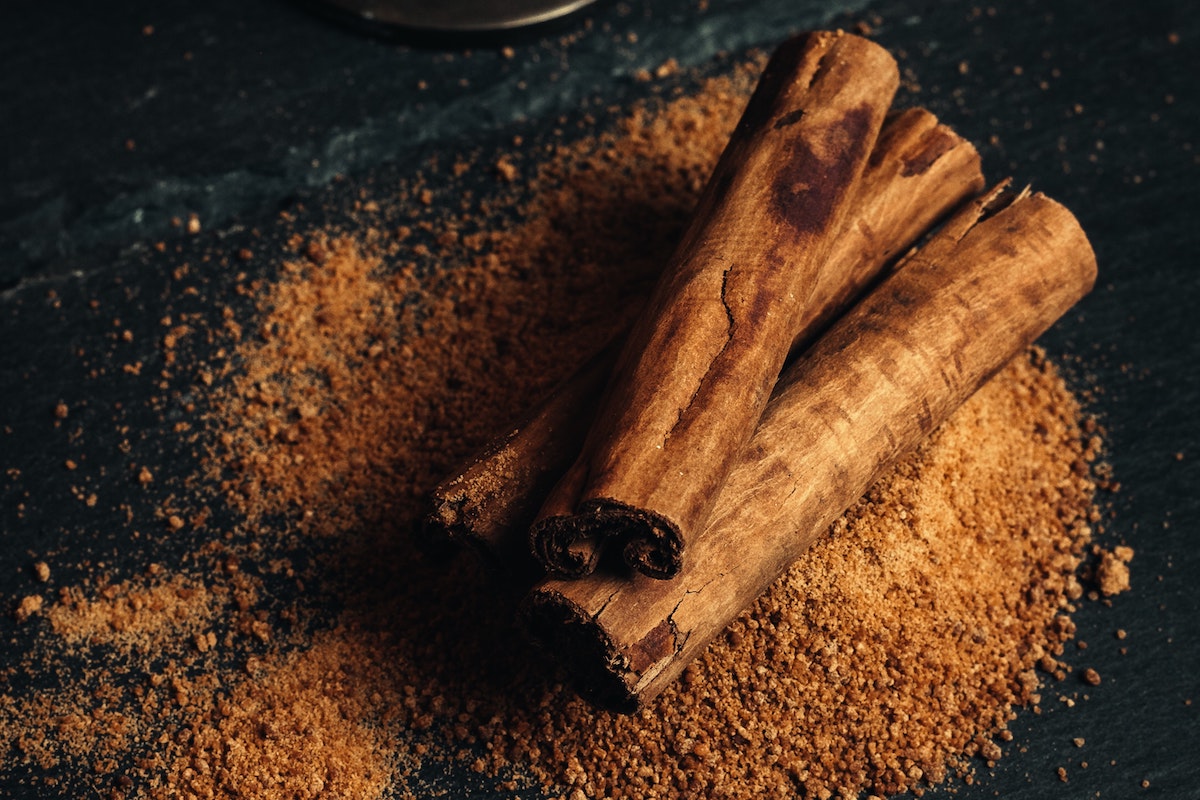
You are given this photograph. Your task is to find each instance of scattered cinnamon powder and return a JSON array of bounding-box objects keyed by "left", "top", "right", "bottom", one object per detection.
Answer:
[
  {"left": 1096, "top": 545, "right": 1134, "bottom": 596},
  {"left": 13, "top": 594, "right": 44, "bottom": 623},
  {"left": 0, "top": 57, "right": 1132, "bottom": 800},
  {"left": 149, "top": 631, "right": 413, "bottom": 800},
  {"left": 46, "top": 573, "right": 237, "bottom": 653}
]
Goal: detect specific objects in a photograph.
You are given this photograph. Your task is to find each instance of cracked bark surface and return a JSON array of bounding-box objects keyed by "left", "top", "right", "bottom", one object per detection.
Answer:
[
  {"left": 522, "top": 186, "right": 1097, "bottom": 710},
  {"left": 426, "top": 105, "right": 985, "bottom": 574},
  {"left": 529, "top": 31, "right": 900, "bottom": 579}
]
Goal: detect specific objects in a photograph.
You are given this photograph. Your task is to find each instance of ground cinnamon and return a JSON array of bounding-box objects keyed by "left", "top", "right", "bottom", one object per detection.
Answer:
[
  {"left": 523, "top": 184, "right": 1098, "bottom": 709},
  {"left": 530, "top": 31, "right": 900, "bottom": 579}
]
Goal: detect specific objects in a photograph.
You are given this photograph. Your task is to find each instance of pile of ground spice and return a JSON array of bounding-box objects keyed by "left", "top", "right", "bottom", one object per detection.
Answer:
[{"left": 1, "top": 56, "right": 1131, "bottom": 800}]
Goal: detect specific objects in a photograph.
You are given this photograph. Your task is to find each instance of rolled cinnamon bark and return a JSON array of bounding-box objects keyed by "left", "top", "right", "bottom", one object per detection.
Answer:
[
  {"left": 425, "top": 107, "right": 984, "bottom": 573},
  {"left": 424, "top": 341, "right": 615, "bottom": 573},
  {"left": 522, "top": 185, "right": 1098, "bottom": 711},
  {"left": 531, "top": 31, "right": 901, "bottom": 579}
]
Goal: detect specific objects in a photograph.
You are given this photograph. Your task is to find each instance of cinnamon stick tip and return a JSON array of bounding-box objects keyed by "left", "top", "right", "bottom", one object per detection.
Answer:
[
  {"left": 756, "top": 29, "right": 898, "bottom": 110},
  {"left": 982, "top": 183, "right": 1096, "bottom": 270},
  {"left": 1029, "top": 193, "right": 1099, "bottom": 291},
  {"left": 940, "top": 181, "right": 1098, "bottom": 297},
  {"left": 581, "top": 500, "right": 684, "bottom": 580},
  {"left": 529, "top": 515, "right": 604, "bottom": 579},
  {"left": 520, "top": 588, "right": 640, "bottom": 713}
]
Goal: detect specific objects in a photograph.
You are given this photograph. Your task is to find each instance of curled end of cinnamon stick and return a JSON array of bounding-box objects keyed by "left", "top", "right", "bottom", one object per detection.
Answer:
[
  {"left": 521, "top": 588, "right": 639, "bottom": 713},
  {"left": 529, "top": 514, "right": 605, "bottom": 579},
  {"left": 581, "top": 500, "right": 683, "bottom": 580}
]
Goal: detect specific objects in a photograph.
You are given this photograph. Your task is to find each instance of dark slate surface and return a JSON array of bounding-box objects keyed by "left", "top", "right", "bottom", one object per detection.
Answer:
[{"left": 2, "top": 0, "right": 1197, "bottom": 797}]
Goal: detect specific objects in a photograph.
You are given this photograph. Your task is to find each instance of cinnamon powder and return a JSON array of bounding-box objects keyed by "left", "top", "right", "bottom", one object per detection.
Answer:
[{"left": 1, "top": 60, "right": 1129, "bottom": 800}]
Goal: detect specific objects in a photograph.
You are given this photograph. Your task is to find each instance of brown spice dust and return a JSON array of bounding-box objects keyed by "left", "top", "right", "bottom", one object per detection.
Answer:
[{"left": 1, "top": 58, "right": 1130, "bottom": 800}]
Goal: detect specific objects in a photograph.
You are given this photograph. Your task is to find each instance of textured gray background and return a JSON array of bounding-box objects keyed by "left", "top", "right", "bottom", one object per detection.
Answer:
[{"left": 2, "top": 0, "right": 1197, "bottom": 797}]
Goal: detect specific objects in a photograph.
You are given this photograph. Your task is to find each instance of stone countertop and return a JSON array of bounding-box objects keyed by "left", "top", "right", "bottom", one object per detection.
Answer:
[{"left": 2, "top": 0, "right": 1197, "bottom": 797}]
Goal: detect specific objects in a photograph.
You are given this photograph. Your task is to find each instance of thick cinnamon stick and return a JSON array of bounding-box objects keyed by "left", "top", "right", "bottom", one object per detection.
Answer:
[
  {"left": 426, "top": 107, "right": 984, "bottom": 572},
  {"left": 531, "top": 31, "right": 900, "bottom": 579},
  {"left": 522, "top": 185, "right": 1098, "bottom": 711}
]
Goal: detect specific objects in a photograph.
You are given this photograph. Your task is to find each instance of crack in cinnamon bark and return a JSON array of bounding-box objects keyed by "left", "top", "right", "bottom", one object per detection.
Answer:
[
  {"left": 805, "top": 40, "right": 840, "bottom": 94},
  {"left": 667, "top": 259, "right": 738, "bottom": 445},
  {"left": 594, "top": 586, "right": 622, "bottom": 619},
  {"left": 772, "top": 108, "right": 805, "bottom": 130},
  {"left": 652, "top": 258, "right": 740, "bottom": 504}
]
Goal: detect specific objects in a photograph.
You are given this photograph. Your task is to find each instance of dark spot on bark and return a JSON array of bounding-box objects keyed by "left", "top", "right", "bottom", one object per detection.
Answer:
[
  {"left": 773, "top": 108, "right": 806, "bottom": 130},
  {"left": 626, "top": 617, "right": 679, "bottom": 673},
  {"left": 769, "top": 103, "right": 878, "bottom": 238},
  {"left": 888, "top": 284, "right": 919, "bottom": 308},
  {"left": 1021, "top": 280, "right": 1047, "bottom": 310},
  {"left": 917, "top": 397, "right": 934, "bottom": 433},
  {"left": 734, "top": 35, "right": 816, "bottom": 134}
]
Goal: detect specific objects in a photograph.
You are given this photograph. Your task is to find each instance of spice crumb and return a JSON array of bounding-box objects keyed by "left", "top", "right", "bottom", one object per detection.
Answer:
[
  {"left": 494, "top": 156, "right": 519, "bottom": 182},
  {"left": 14, "top": 594, "right": 44, "bottom": 622},
  {"left": 1096, "top": 548, "right": 1133, "bottom": 596}
]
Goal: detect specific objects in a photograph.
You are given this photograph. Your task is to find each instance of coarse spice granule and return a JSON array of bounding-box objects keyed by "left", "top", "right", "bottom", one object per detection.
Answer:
[{"left": 1, "top": 58, "right": 1129, "bottom": 800}]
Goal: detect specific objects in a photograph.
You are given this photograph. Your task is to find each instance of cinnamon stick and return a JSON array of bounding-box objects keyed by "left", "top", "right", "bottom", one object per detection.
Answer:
[
  {"left": 425, "top": 107, "right": 984, "bottom": 572},
  {"left": 521, "top": 185, "right": 1098, "bottom": 711},
  {"left": 424, "top": 341, "right": 615, "bottom": 573},
  {"left": 531, "top": 31, "right": 900, "bottom": 579}
]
